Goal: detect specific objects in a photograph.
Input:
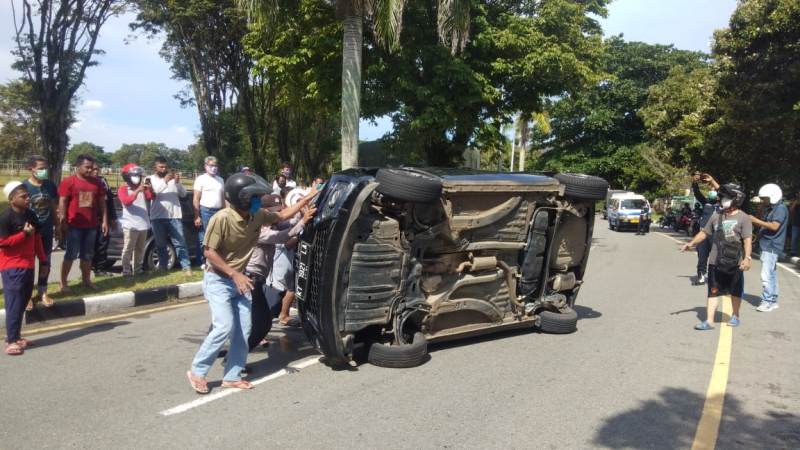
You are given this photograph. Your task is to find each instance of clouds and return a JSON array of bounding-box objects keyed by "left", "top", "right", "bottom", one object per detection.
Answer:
[{"left": 83, "top": 99, "right": 104, "bottom": 110}]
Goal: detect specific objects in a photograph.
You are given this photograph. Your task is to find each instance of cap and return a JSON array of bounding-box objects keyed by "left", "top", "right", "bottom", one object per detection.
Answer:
[
  {"left": 3, "top": 181, "right": 25, "bottom": 199},
  {"left": 261, "top": 194, "right": 284, "bottom": 212}
]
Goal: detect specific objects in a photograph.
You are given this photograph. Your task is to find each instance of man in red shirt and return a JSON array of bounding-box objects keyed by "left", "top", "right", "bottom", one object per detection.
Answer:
[
  {"left": 1, "top": 181, "right": 46, "bottom": 356},
  {"left": 57, "top": 154, "right": 108, "bottom": 291}
]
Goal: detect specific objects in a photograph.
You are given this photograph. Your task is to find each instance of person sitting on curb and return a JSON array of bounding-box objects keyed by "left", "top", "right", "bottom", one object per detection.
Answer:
[
  {"left": 186, "top": 173, "right": 317, "bottom": 394},
  {"left": 681, "top": 183, "right": 752, "bottom": 330},
  {"left": 118, "top": 164, "right": 154, "bottom": 277},
  {"left": 0, "top": 182, "right": 46, "bottom": 356},
  {"left": 750, "top": 184, "right": 789, "bottom": 312},
  {"left": 245, "top": 194, "right": 315, "bottom": 351}
]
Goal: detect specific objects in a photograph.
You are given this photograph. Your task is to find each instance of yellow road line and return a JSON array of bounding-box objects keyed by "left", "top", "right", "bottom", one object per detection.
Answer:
[
  {"left": 691, "top": 297, "right": 734, "bottom": 450},
  {"left": 24, "top": 300, "right": 206, "bottom": 336}
]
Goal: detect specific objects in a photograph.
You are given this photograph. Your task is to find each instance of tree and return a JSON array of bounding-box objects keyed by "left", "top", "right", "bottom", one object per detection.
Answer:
[
  {"left": 132, "top": 0, "right": 253, "bottom": 161},
  {"left": 704, "top": 0, "right": 800, "bottom": 194},
  {"left": 11, "top": 0, "right": 122, "bottom": 183},
  {"left": 363, "top": 0, "right": 607, "bottom": 166},
  {"left": 537, "top": 36, "right": 708, "bottom": 195},
  {"left": 0, "top": 79, "right": 41, "bottom": 161},
  {"left": 66, "top": 142, "right": 112, "bottom": 167}
]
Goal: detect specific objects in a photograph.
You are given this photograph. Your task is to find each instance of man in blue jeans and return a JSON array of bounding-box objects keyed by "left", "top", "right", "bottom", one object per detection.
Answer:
[
  {"left": 750, "top": 183, "right": 788, "bottom": 313},
  {"left": 149, "top": 157, "right": 192, "bottom": 275},
  {"left": 186, "top": 173, "right": 317, "bottom": 394},
  {"left": 192, "top": 156, "right": 225, "bottom": 267}
]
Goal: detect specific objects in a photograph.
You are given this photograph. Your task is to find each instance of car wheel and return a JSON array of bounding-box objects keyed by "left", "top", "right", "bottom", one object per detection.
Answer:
[
  {"left": 367, "top": 332, "right": 428, "bottom": 368},
  {"left": 375, "top": 168, "right": 443, "bottom": 203},
  {"left": 554, "top": 173, "right": 609, "bottom": 201},
  {"left": 539, "top": 307, "right": 578, "bottom": 334},
  {"left": 144, "top": 242, "right": 176, "bottom": 270}
]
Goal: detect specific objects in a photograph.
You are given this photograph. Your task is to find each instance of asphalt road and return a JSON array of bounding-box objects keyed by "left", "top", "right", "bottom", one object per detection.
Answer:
[{"left": 2, "top": 218, "right": 799, "bottom": 449}]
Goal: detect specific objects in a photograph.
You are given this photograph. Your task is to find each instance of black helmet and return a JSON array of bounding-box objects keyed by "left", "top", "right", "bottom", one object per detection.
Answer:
[
  {"left": 224, "top": 173, "right": 271, "bottom": 210},
  {"left": 719, "top": 183, "right": 745, "bottom": 208}
]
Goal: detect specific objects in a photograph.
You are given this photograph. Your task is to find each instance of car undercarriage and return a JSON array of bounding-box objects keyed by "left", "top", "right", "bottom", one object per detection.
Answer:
[{"left": 296, "top": 168, "right": 608, "bottom": 368}]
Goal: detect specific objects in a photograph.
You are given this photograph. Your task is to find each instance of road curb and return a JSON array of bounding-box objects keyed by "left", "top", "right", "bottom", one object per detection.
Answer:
[{"left": 0, "top": 281, "right": 203, "bottom": 328}]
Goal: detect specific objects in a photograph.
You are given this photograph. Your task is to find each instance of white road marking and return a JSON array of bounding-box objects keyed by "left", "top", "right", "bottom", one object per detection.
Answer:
[{"left": 160, "top": 356, "right": 321, "bottom": 417}]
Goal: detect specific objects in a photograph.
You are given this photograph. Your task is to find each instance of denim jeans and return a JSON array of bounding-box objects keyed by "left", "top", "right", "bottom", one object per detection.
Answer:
[
  {"left": 196, "top": 206, "right": 220, "bottom": 265},
  {"left": 64, "top": 226, "right": 97, "bottom": 262},
  {"left": 696, "top": 239, "right": 711, "bottom": 276},
  {"left": 191, "top": 272, "right": 252, "bottom": 381},
  {"left": 791, "top": 225, "right": 799, "bottom": 256},
  {"left": 760, "top": 250, "right": 779, "bottom": 304},
  {"left": 151, "top": 218, "right": 191, "bottom": 270}
]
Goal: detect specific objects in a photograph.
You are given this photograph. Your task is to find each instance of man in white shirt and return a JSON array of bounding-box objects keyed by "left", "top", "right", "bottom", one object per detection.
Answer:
[
  {"left": 149, "top": 156, "right": 192, "bottom": 275},
  {"left": 193, "top": 156, "right": 225, "bottom": 267},
  {"left": 272, "top": 162, "right": 297, "bottom": 194}
]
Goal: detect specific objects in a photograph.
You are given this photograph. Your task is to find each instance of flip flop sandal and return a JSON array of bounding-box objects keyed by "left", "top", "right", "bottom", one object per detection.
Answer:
[
  {"left": 221, "top": 380, "right": 254, "bottom": 390},
  {"left": 279, "top": 318, "right": 301, "bottom": 328},
  {"left": 41, "top": 294, "right": 55, "bottom": 307},
  {"left": 25, "top": 300, "right": 34, "bottom": 312},
  {"left": 5, "top": 343, "right": 24, "bottom": 356},
  {"left": 16, "top": 338, "right": 31, "bottom": 349},
  {"left": 186, "top": 371, "right": 209, "bottom": 394}
]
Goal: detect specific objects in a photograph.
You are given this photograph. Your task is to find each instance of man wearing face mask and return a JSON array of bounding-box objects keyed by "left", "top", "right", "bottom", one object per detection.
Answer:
[
  {"left": 750, "top": 183, "right": 788, "bottom": 313},
  {"left": 272, "top": 162, "right": 297, "bottom": 194},
  {"left": 186, "top": 173, "right": 317, "bottom": 394},
  {"left": 692, "top": 173, "right": 721, "bottom": 285},
  {"left": 193, "top": 156, "right": 225, "bottom": 267},
  {"left": 22, "top": 155, "right": 57, "bottom": 310},
  {"left": 681, "top": 183, "right": 752, "bottom": 330},
  {"left": 118, "top": 164, "right": 153, "bottom": 277}
]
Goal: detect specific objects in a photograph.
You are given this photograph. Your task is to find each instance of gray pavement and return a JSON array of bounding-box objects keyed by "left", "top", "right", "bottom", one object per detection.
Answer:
[{"left": 1, "top": 217, "right": 798, "bottom": 449}]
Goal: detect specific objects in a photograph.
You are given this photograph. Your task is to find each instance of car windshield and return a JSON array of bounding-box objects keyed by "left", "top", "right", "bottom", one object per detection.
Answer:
[{"left": 621, "top": 199, "right": 646, "bottom": 209}]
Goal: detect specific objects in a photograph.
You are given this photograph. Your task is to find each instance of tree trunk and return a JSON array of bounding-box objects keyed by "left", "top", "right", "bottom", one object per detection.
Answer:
[
  {"left": 341, "top": 13, "right": 363, "bottom": 170},
  {"left": 518, "top": 116, "right": 529, "bottom": 172},
  {"left": 40, "top": 106, "right": 68, "bottom": 184}
]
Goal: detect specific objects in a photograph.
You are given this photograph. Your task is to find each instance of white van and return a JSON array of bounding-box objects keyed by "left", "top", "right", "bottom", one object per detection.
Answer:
[{"left": 607, "top": 193, "right": 651, "bottom": 231}]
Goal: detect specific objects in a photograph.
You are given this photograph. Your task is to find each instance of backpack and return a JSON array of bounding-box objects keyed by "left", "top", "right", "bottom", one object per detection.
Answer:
[{"left": 715, "top": 214, "right": 743, "bottom": 274}]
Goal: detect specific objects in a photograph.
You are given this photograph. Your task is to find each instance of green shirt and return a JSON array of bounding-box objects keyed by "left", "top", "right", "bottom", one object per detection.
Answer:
[{"left": 203, "top": 208, "right": 279, "bottom": 273}]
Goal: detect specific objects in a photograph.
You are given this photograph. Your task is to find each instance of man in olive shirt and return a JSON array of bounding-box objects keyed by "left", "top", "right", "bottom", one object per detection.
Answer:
[{"left": 187, "top": 173, "right": 317, "bottom": 394}]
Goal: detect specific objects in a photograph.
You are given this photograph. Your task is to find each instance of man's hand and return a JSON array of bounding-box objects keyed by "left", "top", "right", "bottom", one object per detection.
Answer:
[
  {"left": 680, "top": 243, "right": 694, "bottom": 252},
  {"left": 692, "top": 174, "right": 701, "bottom": 183},
  {"left": 102, "top": 221, "right": 109, "bottom": 237},
  {"left": 739, "top": 258, "right": 752, "bottom": 271},
  {"left": 23, "top": 222, "right": 34, "bottom": 236},
  {"left": 164, "top": 173, "right": 174, "bottom": 184},
  {"left": 174, "top": 171, "right": 181, "bottom": 183},
  {"left": 194, "top": 217, "right": 202, "bottom": 228},
  {"left": 301, "top": 207, "right": 317, "bottom": 224},
  {"left": 231, "top": 272, "right": 254, "bottom": 295}
]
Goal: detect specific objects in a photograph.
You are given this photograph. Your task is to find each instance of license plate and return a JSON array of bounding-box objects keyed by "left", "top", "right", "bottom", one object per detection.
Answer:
[
  {"left": 296, "top": 242, "right": 311, "bottom": 300},
  {"left": 630, "top": 219, "right": 639, "bottom": 224}
]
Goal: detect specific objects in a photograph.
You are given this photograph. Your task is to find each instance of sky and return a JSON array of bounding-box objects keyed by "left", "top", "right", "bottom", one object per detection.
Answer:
[{"left": 0, "top": 0, "right": 738, "bottom": 155}]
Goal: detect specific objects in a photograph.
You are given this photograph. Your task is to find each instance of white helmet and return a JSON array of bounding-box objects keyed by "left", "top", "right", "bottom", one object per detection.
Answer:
[
  {"left": 758, "top": 183, "right": 783, "bottom": 205},
  {"left": 3, "top": 181, "right": 24, "bottom": 200}
]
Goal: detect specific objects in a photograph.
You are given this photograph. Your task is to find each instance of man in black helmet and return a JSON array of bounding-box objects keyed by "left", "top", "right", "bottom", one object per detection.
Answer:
[
  {"left": 681, "top": 183, "right": 753, "bottom": 331},
  {"left": 187, "top": 173, "right": 317, "bottom": 394}
]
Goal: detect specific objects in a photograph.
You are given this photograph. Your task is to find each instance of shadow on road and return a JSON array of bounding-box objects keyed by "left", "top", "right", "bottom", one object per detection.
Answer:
[
  {"left": 741, "top": 293, "right": 761, "bottom": 307},
  {"left": 31, "top": 321, "right": 131, "bottom": 347},
  {"left": 574, "top": 304, "right": 602, "bottom": 319},
  {"left": 593, "top": 387, "right": 800, "bottom": 449}
]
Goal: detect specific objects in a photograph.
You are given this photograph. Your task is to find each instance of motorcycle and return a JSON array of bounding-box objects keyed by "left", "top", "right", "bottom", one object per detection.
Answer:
[
  {"left": 673, "top": 211, "right": 692, "bottom": 234},
  {"left": 659, "top": 210, "right": 676, "bottom": 229}
]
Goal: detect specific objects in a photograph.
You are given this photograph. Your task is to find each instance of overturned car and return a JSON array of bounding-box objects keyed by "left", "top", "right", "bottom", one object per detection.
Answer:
[{"left": 296, "top": 168, "right": 608, "bottom": 368}]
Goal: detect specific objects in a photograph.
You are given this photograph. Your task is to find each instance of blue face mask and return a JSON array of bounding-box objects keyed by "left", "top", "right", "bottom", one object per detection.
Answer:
[{"left": 249, "top": 196, "right": 262, "bottom": 215}]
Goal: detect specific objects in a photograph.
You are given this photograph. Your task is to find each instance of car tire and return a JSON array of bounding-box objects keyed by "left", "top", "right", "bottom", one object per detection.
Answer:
[
  {"left": 539, "top": 308, "right": 578, "bottom": 334},
  {"left": 367, "top": 332, "right": 428, "bottom": 368},
  {"left": 375, "top": 168, "right": 443, "bottom": 203},
  {"left": 144, "top": 242, "right": 176, "bottom": 270},
  {"left": 554, "top": 173, "right": 609, "bottom": 201}
]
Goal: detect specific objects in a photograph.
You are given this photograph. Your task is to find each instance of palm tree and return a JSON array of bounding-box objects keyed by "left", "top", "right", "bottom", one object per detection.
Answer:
[
  {"left": 240, "top": 0, "right": 471, "bottom": 169},
  {"left": 514, "top": 112, "right": 550, "bottom": 172}
]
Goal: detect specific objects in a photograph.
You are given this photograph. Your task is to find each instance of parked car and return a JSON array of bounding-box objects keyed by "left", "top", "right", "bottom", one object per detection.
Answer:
[
  {"left": 99, "top": 192, "right": 201, "bottom": 270},
  {"left": 607, "top": 193, "right": 651, "bottom": 232},
  {"left": 296, "top": 168, "right": 608, "bottom": 368}
]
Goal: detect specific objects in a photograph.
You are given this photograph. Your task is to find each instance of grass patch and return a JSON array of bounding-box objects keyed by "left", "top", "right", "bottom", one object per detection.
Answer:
[{"left": 0, "top": 269, "right": 203, "bottom": 309}]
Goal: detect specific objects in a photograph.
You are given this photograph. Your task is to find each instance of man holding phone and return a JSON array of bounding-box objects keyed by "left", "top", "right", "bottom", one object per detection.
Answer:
[{"left": 149, "top": 157, "right": 192, "bottom": 275}]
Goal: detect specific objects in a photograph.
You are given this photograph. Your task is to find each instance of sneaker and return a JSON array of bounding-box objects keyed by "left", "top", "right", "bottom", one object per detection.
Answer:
[
  {"left": 728, "top": 315, "right": 740, "bottom": 327},
  {"left": 697, "top": 274, "right": 706, "bottom": 285},
  {"left": 694, "top": 321, "right": 714, "bottom": 331},
  {"left": 756, "top": 301, "right": 779, "bottom": 312}
]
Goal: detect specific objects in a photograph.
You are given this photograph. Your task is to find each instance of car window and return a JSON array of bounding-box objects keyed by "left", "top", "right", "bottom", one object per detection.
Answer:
[{"left": 621, "top": 199, "right": 646, "bottom": 209}]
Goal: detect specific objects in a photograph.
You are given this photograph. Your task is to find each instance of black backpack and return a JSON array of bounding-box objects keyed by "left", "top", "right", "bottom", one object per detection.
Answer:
[{"left": 715, "top": 214, "right": 743, "bottom": 274}]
